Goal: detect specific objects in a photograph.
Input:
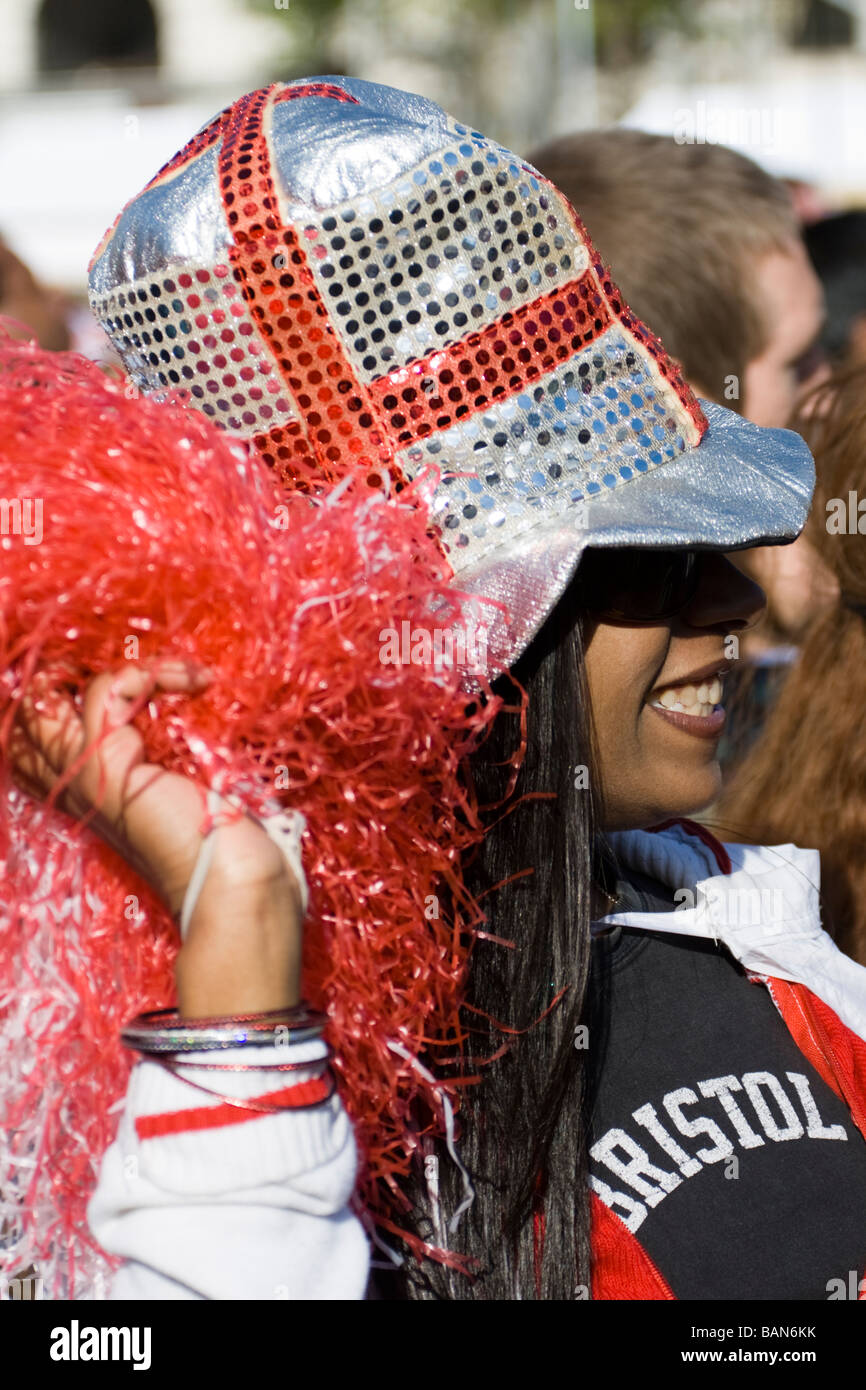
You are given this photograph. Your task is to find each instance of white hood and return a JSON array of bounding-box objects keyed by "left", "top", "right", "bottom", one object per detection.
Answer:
[{"left": 597, "top": 822, "right": 866, "bottom": 1042}]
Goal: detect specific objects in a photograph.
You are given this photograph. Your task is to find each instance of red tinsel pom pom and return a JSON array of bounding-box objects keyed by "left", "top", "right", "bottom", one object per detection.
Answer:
[{"left": 0, "top": 339, "right": 501, "bottom": 1296}]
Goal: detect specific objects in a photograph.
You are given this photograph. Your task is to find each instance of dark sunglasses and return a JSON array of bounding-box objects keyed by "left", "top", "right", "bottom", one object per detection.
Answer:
[{"left": 574, "top": 547, "right": 701, "bottom": 623}]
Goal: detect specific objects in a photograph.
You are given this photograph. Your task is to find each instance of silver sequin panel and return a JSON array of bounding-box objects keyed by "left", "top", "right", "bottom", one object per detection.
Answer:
[
  {"left": 90, "top": 265, "right": 301, "bottom": 436},
  {"left": 396, "top": 324, "right": 694, "bottom": 573},
  {"left": 296, "top": 139, "right": 588, "bottom": 384}
]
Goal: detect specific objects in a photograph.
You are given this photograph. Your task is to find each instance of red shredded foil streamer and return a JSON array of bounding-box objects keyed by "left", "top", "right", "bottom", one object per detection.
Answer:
[{"left": 0, "top": 339, "right": 502, "bottom": 1296}]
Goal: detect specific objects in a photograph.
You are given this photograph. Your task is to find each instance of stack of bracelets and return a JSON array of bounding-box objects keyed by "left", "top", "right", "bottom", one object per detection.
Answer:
[{"left": 120, "top": 1005, "right": 336, "bottom": 1113}]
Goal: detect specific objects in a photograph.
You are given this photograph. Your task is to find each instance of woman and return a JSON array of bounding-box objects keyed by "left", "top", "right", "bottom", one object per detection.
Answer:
[
  {"left": 718, "top": 366, "right": 866, "bottom": 968},
  {"left": 12, "top": 77, "right": 866, "bottom": 1301},
  {"left": 15, "top": 541, "right": 866, "bottom": 1302}
]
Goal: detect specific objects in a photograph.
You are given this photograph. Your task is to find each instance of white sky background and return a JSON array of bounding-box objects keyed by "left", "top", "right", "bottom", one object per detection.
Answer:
[
  {"left": 2, "top": 0, "right": 866, "bottom": 295},
  {"left": 0, "top": 91, "right": 227, "bottom": 293}
]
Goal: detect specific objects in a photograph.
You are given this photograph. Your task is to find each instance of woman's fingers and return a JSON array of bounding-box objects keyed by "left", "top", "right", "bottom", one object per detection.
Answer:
[
  {"left": 76, "top": 662, "right": 212, "bottom": 819},
  {"left": 9, "top": 658, "right": 278, "bottom": 928},
  {"left": 13, "top": 659, "right": 212, "bottom": 822},
  {"left": 8, "top": 721, "right": 58, "bottom": 799},
  {"left": 80, "top": 660, "right": 210, "bottom": 740},
  {"left": 15, "top": 675, "right": 84, "bottom": 777},
  {"left": 10, "top": 658, "right": 304, "bottom": 1009}
]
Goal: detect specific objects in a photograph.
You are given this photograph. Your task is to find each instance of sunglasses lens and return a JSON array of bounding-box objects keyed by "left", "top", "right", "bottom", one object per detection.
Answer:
[{"left": 576, "top": 549, "right": 699, "bottom": 620}]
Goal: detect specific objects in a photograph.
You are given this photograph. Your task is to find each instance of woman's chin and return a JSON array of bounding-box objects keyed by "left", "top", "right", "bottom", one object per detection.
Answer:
[
  {"left": 652, "top": 773, "right": 722, "bottom": 826},
  {"left": 605, "top": 776, "right": 722, "bottom": 833}
]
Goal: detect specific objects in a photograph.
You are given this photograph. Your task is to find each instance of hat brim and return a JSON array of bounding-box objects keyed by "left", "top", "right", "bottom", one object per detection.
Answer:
[{"left": 454, "top": 398, "right": 816, "bottom": 674}]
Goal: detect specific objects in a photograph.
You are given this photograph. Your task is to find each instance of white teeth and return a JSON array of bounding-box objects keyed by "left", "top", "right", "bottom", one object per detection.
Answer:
[
  {"left": 653, "top": 700, "right": 715, "bottom": 717},
  {"left": 650, "top": 672, "right": 726, "bottom": 719}
]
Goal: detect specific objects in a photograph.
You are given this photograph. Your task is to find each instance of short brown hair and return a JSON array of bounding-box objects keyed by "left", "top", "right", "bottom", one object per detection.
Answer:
[{"left": 527, "top": 129, "right": 798, "bottom": 410}]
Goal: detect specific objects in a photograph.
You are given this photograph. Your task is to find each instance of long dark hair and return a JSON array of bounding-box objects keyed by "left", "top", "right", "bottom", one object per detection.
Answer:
[{"left": 390, "top": 584, "right": 606, "bottom": 1299}]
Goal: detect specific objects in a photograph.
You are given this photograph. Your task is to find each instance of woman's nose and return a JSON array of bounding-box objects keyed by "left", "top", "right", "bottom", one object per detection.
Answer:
[{"left": 679, "top": 553, "right": 767, "bottom": 633}]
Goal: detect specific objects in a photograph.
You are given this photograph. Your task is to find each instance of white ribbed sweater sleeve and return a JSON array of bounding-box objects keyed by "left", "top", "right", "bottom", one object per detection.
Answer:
[{"left": 87, "top": 1040, "right": 371, "bottom": 1300}]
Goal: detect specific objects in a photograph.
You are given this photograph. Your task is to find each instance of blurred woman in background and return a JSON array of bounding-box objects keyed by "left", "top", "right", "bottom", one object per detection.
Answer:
[{"left": 717, "top": 366, "right": 866, "bottom": 965}]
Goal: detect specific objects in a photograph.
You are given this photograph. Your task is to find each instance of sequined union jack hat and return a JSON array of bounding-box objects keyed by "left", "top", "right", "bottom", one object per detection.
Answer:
[{"left": 89, "top": 77, "right": 814, "bottom": 670}]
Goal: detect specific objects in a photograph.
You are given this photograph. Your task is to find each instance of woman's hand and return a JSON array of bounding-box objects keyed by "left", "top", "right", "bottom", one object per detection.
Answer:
[{"left": 9, "top": 661, "right": 304, "bottom": 1016}]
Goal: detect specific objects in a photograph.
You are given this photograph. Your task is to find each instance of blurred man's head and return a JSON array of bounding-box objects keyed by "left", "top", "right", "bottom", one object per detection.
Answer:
[
  {"left": 527, "top": 128, "right": 825, "bottom": 428},
  {"left": 528, "top": 128, "right": 830, "bottom": 646},
  {"left": 804, "top": 210, "right": 866, "bottom": 368}
]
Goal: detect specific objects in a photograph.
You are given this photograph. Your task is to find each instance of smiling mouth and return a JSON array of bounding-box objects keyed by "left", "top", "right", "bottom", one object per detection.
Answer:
[
  {"left": 645, "top": 670, "right": 728, "bottom": 737},
  {"left": 649, "top": 674, "right": 725, "bottom": 719}
]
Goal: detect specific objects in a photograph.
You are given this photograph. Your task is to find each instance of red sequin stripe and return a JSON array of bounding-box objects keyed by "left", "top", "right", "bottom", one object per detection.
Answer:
[
  {"left": 219, "top": 86, "right": 398, "bottom": 491},
  {"left": 274, "top": 83, "right": 360, "bottom": 105},
  {"left": 90, "top": 91, "right": 354, "bottom": 282},
  {"left": 546, "top": 181, "right": 708, "bottom": 439},
  {"left": 135, "top": 1075, "right": 332, "bottom": 1139},
  {"left": 367, "top": 272, "right": 612, "bottom": 446}
]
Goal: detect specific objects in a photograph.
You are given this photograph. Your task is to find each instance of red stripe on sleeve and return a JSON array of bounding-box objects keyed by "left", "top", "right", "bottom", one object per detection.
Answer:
[{"left": 135, "top": 1075, "right": 332, "bottom": 1139}]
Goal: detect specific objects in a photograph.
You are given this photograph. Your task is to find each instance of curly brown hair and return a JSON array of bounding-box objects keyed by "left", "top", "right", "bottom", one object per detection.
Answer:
[{"left": 715, "top": 365, "right": 866, "bottom": 962}]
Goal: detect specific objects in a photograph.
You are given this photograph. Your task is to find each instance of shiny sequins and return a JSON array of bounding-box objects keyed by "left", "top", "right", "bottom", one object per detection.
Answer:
[
  {"left": 396, "top": 325, "right": 693, "bottom": 562},
  {"left": 89, "top": 269, "right": 301, "bottom": 441},
  {"left": 89, "top": 76, "right": 706, "bottom": 525},
  {"left": 274, "top": 82, "right": 360, "bottom": 106},
  {"left": 305, "top": 147, "right": 585, "bottom": 382},
  {"left": 368, "top": 273, "right": 611, "bottom": 443},
  {"left": 217, "top": 87, "right": 397, "bottom": 488}
]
